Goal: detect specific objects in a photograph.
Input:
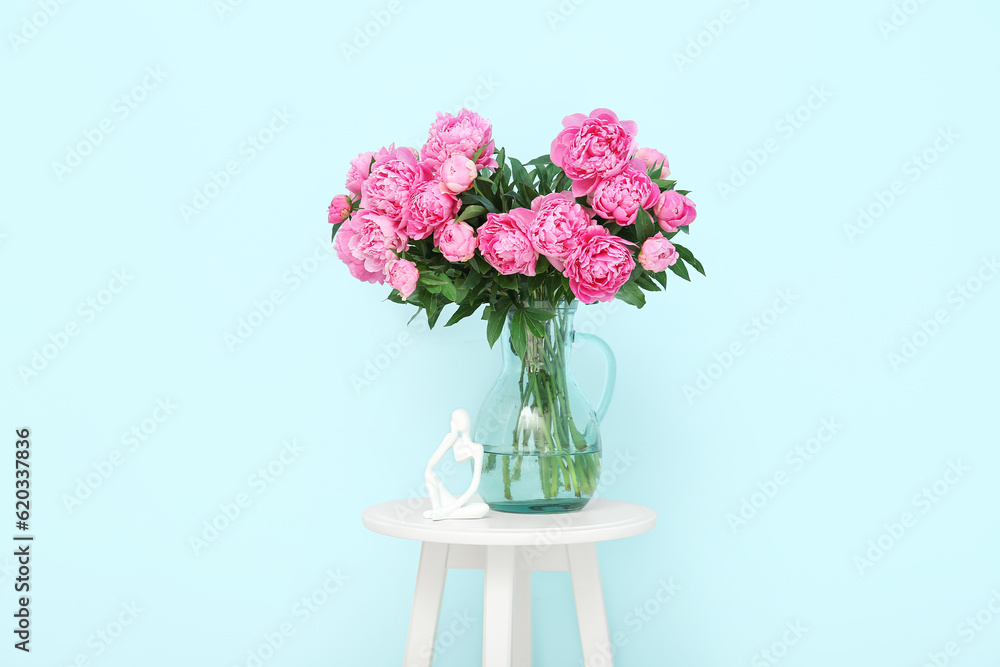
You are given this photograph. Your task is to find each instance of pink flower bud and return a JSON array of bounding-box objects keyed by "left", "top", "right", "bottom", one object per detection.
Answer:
[
  {"left": 328, "top": 194, "right": 352, "bottom": 223},
  {"left": 439, "top": 155, "right": 478, "bottom": 194},
  {"left": 386, "top": 258, "right": 419, "bottom": 300},
  {"left": 638, "top": 233, "right": 679, "bottom": 272},
  {"left": 652, "top": 190, "right": 697, "bottom": 233},
  {"left": 635, "top": 147, "right": 670, "bottom": 179},
  {"left": 434, "top": 220, "right": 478, "bottom": 263}
]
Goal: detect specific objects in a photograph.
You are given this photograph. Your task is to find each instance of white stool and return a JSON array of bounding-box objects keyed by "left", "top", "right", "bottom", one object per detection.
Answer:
[{"left": 362, "top": 497, "right": 656, "bottom": 667}]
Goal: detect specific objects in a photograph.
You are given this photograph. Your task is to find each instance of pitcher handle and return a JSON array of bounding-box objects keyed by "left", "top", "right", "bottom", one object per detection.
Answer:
[{"left": 574, "top": 332, "right": 616, "bottom": 423}]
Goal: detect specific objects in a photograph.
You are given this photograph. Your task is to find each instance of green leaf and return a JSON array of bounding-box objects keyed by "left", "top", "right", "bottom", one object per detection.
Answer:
[
  {"left": 509, "top": 157, "right": 530, "bottom": 185},
  {"left": 647, "top": 160, "right": 669, "bottom": 179},
  {"left": 407, "top": 307, "right": 423, "bottom": 326},
  {"left": 615, "top": 282, "right": 646, "bottom": 308},
  {"left": 510, "top": 309, "right": 528, "bottom": 357},
  {"left": 668, "top": 260, "right": 691, "bottom": 282},
  {"left": 509, "top": 190, "right": 529, "bottom": 209},
  {"left": 439, "top": 278, "right": 457, "bottom": 302},
  {"left": 425, "top": 296, "right": 444, "bottom": 328},
  {"left": 458, "top": 270, "right": 483, "bottom": 295},
  {"left": 534, "top": 163, "right": 550, "bottom": 186},
  {"left": 445, "top": 302, "right": 479, "bottom": 327},
  {"left": 456, "top": 205, "right": 487, "bottom": 223},
  {"left": 481, "top": 305, "right": 493, "bottom": 321},
  {"left": 680, "top": 226, "right": 690, "bottom": 234},
  {"left": 652, "top": 270, "right": 668, "bottom": 289},
  {"left": 673, "top": 243, "right": 705, "bottom": 276},
  {"left": 524, "top": 314, "right": 545, "bottom": 338},
  {"left": 520, "top": 181, "right": 540, "bottom": 204},
  {"left": 486, "top": 300, "right": 511, "bottom": 348},
  {"left": 492, "top": 148, "right": 506, "bottom": 195},
  {"left": 635, "top": 207, "right": 654, "bottom": 242},
  {"left": 634, "top": 272, "right": 661, "bottom": 291},
  {"left": 653, "top": 179, "right": 676, "bottom": 190},
  {"left": 522, "top": 307, "right": 556, "bottom": 321},
  {"left": 495, "top": 274, "right": 519, "bottom": 290},
  {"left": 473, "top": 145, "right": 485, "bottom": 161},
  {"left": 525, "top": 154, "right": 552, "bottom": 166},
  {"left": 462, "top": 193, "right": 498, "bottom": 213}
]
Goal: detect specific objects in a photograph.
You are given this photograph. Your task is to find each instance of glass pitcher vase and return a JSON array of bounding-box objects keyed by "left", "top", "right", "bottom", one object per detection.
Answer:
[{"left": 473, "top": 300, "right": 616, "bottom": 514}]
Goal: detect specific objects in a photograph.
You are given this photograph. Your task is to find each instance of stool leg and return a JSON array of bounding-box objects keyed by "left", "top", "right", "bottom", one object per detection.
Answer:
[
  {"left": 567, "top": 543, "right": 612, "bottom": 667},
  {"left": 403, "top": 542, "right": 449, "bottom": 667},
  {"left": 512, "top": 569, "right": 531, "bottom": 667},
  {"left": 483, "top": 545, "right": 516, "bottom": 667}
]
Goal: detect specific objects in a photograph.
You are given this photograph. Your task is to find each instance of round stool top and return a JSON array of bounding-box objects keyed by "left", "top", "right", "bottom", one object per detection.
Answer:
[{"left": 362, "top": 498, "right": 656, "bottom": 546}]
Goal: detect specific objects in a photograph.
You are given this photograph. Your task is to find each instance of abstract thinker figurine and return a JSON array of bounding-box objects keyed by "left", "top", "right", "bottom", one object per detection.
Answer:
[{"left": 423, "top": 409, "right": 490, "bottom": 520}]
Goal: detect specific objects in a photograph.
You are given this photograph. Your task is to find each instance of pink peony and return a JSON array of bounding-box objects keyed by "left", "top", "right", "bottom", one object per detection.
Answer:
[
  {"left": 440, "top": 155, "right": 478, "bottom": 194},
  {"left": 550, "top": 108, "right": 639, "bottom": 197},
  {"left": 328, "top": 194, "right": 352, "bottom": 224},
  {"left": 401, "top": 180, "right": 460, "bottom": 240},
  {"left": 635, "top": 147, "right": 670, "bottom": 179},
  {"left": 346, "top": 144, "right": 396, "bottom": 196},
  {"left": 360, "top": 147, "right": 427, "bottom": 223},
  {"left": 334, "top": 224, "right": 383, "bottom": 284},
  {"left": 527, "top": 191, "right": 594, "bottom": 271},
  {"left": 562, "top": 226, "right": 636, "bottom": 304},
  {"left": 652, "top": 190, "right": 697, "bottom": 233},
  {"left": 386, "top": 258, "right": 419, "bottom": 300},
  {"left": 477, "top": 209, "right": 537, "bottom": 276},
  {"left": 589, "top": 159, "right": 659, "bottom": 226},
  {"left": 637, "top": 233, "right": 679, "bottom": 272},
  {"left": 434, "top": 220, "right": 478, "bottom": 263},
  {"left": 344, "top": 208, "right": 407, "bottom": 276},
  {"left": 420, "top": 109, "right": 499, "bottom": 171}
]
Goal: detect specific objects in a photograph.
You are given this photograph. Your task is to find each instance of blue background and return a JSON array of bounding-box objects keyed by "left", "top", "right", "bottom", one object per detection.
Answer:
[{"left": 3, "top": 0, "right": 999, "bottom": 665}]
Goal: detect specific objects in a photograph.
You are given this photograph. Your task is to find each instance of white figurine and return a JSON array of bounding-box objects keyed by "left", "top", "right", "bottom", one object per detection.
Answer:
[{"left": 423, "top": 409, "right": 490, "bottom": 520}]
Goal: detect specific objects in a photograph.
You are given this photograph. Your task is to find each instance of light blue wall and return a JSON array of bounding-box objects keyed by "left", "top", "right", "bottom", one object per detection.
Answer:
[{"left": 3, "top": 0, "right": 999, "bottom": 665}]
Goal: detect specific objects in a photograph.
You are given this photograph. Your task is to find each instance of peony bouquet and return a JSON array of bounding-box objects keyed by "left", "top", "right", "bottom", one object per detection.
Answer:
[
  {"left": 329, "top": 108, "right": 703, "bottom": 509},
  {"left": 328, "top": 107, "right": 703, "bottom": 356}
]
